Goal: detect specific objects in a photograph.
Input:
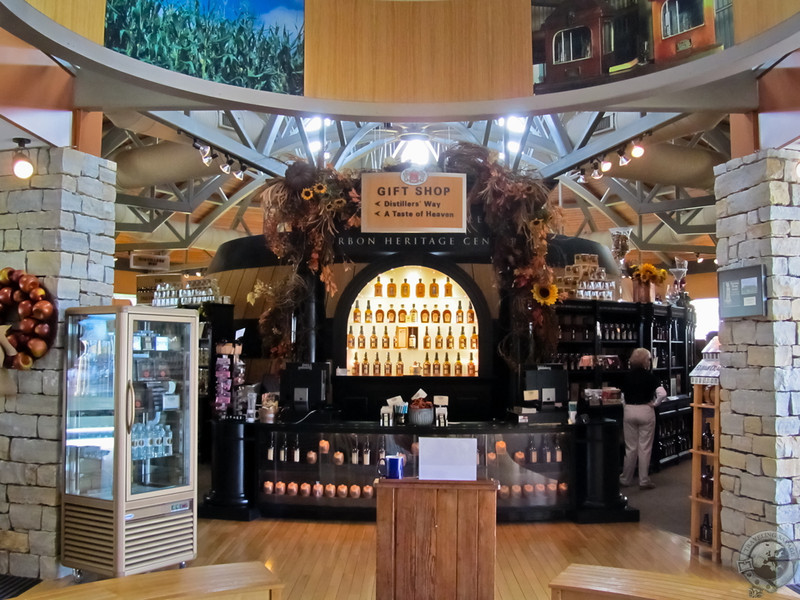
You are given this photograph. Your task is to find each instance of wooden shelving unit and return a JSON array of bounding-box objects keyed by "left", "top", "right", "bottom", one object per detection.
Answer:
[{"left": 689, "top": 382, "right": 721, "bottom": 561}]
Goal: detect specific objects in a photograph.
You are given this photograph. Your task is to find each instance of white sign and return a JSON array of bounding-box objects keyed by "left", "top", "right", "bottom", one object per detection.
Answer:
[{"left": 418, "top": 437, "right": 477, "bottom": 481}]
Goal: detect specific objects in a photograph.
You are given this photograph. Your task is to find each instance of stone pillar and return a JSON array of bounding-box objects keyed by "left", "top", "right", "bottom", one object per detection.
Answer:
[
  {"left": 714, "top": 148, "right": 800, "bottom": 573},
  {"left": 0, "top": 147, "right": 116, "bottom": 578}
]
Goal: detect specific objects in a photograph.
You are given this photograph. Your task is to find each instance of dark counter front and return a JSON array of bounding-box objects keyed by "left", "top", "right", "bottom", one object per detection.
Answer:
[{"left": 244, "top": 419, "right": 636, "bottom": 523}]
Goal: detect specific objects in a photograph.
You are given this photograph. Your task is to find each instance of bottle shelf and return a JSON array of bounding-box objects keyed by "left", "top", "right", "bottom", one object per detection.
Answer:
[{"left": 690, "top": 383, "right": 720, "bottom": 563}]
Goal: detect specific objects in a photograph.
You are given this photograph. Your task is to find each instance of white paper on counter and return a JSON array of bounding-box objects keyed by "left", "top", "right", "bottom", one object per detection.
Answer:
[{"left": 418, "top": 437, "right": 477, "bottom": 481}]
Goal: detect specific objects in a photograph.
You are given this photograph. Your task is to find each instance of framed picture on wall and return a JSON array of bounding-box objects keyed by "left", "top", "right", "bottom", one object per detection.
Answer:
[{"left": 718, "top": 265, "right": 766, "bottom": 318}]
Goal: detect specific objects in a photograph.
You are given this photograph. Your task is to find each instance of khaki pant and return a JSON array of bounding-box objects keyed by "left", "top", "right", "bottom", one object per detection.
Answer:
[{"left": 620, "top": 403, "right": 655, "bottom": 486}]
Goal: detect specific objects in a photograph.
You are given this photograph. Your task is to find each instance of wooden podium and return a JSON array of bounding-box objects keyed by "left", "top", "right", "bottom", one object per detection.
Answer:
[{"left": 376, "top": 478, "right": 497, "bottom": 600}]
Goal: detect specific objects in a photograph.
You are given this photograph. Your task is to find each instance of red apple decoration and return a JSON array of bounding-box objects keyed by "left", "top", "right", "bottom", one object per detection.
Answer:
[
  {"left": 27, "top": 338, "right": 48, "bottom": 358},
  {"left": 19, "top": 318, "right": 36, "bottom": 334},
  {"left": 31, "top": 301, "right": 54, "bottom": 321},
  {"left": 0, "top": 287, "right": 12, "bottom": 305},
  {"left": 17, "top": 300, "right": 33, "bottom": 319},
  {"left": 0, "top": 267, "right": 13, "bottom": 285},
  {"left": 33, "top": 322, "right": 50, "bottom": 338},
  {"left": 5, "top": 332, "right": 20, "bottom": 349},
  {"left": 12, "top": 289, "right": 26, "bottom": 304},
  {"left": 18, "top": 274, "right": 40, "bottom": 293},
  {"left": 12, "top": 352, "right": 33, "bottom": 370},
  {"left": 29, "top": 287, "right": 46, "bottom": 302}
]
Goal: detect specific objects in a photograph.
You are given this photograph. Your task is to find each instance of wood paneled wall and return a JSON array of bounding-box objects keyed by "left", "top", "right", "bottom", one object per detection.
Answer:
[
  {"left": 27, "top": 0, "right": 107, "bottom": 44},
  {"left": 304, "top": 0, "right": 532, "bottom": 103},
  {"left": 733, "top": 0, "right": 800, "bottom": 44}
]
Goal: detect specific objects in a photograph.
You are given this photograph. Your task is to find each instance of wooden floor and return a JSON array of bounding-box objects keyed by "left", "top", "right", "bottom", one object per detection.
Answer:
[{"left": 190, "top": 516, "right": 750, "bottom": 600}]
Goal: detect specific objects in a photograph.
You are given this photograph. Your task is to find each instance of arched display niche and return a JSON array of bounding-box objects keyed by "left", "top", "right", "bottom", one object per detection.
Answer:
[{"left": 330, "top": 252, "right": 498, "bottom": 422}]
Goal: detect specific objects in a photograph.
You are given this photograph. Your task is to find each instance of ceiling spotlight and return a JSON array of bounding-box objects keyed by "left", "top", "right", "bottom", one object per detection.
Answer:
[
  {"left": 576, "top": 169, "right": 586, "bottom": 184},
  {"left": 201, "top": 151, "right": 218, "bottom": 167},
  {"left": 192, "top": 138, "right": 211, "bottom": 158},
  {"left": 11, "top": 137, "right": 34, "bottom": 179},
  {"left": 233, "top": 162, "right": 245, "bottom": 180},
  {"left": 630, "top": 140, "right": 645, "bottom": 158},
  {"left": 696, "top": 253, "right": 704, "bottom": 264},
  {"left": 617, "top": 148, "right": 631, "bottom": 166},
  {"left": 220, "top": 156, "right": 234, "bottom": 174},
  {"left": 590, "top": 161, "right": 603, "bottom": 180},
  {"left": 600, "top": 157, "right": 612, "bottom": 172}
]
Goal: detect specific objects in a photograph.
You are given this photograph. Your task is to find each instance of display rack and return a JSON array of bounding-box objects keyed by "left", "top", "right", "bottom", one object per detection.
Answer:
[
  {"left": 344, "top": 265, "right": 480, "bottom": 377},
  {"left": 689, "top": 382, "right": 721, "bottom": 561}
]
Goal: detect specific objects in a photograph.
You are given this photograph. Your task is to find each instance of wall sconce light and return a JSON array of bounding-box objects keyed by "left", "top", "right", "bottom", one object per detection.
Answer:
[
  {"left": 617, "top": 148, "right": 631, "bottom": 166},
  {"left": 12, "top": 137, "right": 34, "bottom": 179}
]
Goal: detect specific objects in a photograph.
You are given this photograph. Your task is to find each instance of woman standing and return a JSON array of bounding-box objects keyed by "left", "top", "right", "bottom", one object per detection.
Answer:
[{"left": 619, "top": 347, "right": 667, "bottom": 490}]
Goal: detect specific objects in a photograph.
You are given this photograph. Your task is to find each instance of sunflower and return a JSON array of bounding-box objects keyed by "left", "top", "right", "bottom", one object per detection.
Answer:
[
  {"left": 313, "top": 183, "right": 327, "bottom": 194},
  {"left": 300, "top": 188, "right": 314, "bottom": 200},
  {"left": 532, "top": 283, "right": 559, "bottom": 306}
]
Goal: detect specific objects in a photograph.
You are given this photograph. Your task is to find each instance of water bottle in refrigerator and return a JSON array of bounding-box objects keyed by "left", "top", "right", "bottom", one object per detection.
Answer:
[{"left": 163, "top": 425, "right": 173, "bottom": 456}]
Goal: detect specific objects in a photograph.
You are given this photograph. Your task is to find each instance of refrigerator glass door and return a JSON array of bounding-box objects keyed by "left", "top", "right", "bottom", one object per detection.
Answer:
[
  {"left": 128, "top": 317, "right": 193, "bottom": 497},
  {"left": 64, "top": 312, "right": 117, "bottom": 500}
]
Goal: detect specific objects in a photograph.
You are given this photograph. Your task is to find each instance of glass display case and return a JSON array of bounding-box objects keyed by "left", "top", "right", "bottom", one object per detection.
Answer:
[
  {"left": 62, "top": 305, "right": 198, "bottom": 578},
  {"left": 254, "top": 423, "right": 573, "bottom": 521}
]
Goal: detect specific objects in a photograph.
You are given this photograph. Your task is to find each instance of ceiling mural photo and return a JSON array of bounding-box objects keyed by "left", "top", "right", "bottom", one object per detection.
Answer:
[{"left": 104, "top": 0, "right": 305, "bottom": 94}]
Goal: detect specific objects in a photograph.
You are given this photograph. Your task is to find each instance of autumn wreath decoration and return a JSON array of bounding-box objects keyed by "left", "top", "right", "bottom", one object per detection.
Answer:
[
  {"left": 0, "top": 267, "right": 58, "bottom": 370},
  {"left": 251, "top": 143, "right": 562, "bottom": 363}
]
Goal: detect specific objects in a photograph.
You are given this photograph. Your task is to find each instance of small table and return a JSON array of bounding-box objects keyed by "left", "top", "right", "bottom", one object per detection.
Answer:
[{"left": 376, "top": 477, "right": 497, "bottom": 600}]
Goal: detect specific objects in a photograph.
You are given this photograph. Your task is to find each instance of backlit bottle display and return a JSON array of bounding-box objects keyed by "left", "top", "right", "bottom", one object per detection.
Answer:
[{"left": 344, "top": 265, "right": 480, "bottom": 376}]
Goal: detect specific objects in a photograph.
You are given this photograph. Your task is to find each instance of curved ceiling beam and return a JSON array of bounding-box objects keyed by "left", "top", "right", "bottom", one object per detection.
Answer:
[{"left": 1, "top": 0, "right": 797, "bottom": 121}]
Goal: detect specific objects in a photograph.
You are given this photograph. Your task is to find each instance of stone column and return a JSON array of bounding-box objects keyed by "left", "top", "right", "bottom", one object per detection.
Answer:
[
  {"left": 715, "top": 148, "right": 800, "bottom": 574},
  {"left": 0, "top": 147, "right": 116, "bottom": 578}
]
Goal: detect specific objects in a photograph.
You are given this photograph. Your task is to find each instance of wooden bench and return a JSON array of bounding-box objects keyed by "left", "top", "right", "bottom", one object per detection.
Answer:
[
  {"left": 550, "top": 564, "right": 799, "bottom": 599},
  {"left": 16, "top": 561, "right": 284, "bottom": 600}
]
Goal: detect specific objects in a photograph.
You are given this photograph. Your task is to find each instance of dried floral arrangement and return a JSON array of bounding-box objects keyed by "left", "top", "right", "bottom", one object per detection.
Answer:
[{"left": 251, "top": 143, "right": 562, "bottom": 363}]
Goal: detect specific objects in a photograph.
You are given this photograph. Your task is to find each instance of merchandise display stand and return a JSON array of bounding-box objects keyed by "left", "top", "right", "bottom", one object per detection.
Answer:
[{"left": 689, "top": 382, "right": 721, "bottom": 561}]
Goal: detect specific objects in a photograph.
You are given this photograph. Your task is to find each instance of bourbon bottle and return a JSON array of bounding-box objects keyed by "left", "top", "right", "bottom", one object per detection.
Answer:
[
  {"left": 353, "top": 300, "right": 361, "bottom": 323},
  {"left": 415, "top": 278, "right": 425, "bottom": 298},
  {"left": 454, "top": 353, "right": 463, "bottom": 376},
  {"left": 444, "top": 277, "right": 453, "bottom": 297},
  {"left": 429, "top": 278, "right": 439, "bottom": 298},
  {"left": 374, "top": 276, "right": 383, "bottom": 297},
  {"left": 423, "top": 352, "right": 432, "bottom": 377},
  {"left": 400, "top": 278, "right": 411, "bottom": 298},
  {"left": 432, "top": 352, "right": 441, "bottom": 376},
  {"left": 364, "top": 300, "right": 372, "bottom": 323},
  {"left": 466, "top": 301, "right": 475, "bottom": 323},
  {"left": 347, "top": 326, "right": 355, "bottom": 349},
  {"left": 442, "top": 353, "right": 451, "bottom": 376},
  {"left": 456, "top": 300, "right": 464, "bottom": 323},
  {"left": 387, "top": 278, "right": 397, "bottom": 298}
]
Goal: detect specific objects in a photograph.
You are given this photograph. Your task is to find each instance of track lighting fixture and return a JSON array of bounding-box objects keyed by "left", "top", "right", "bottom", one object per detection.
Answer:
[
  {"left": 192, "top": 138, "right": 211, "bottom": 158},
  {"left": 233, "top": 162, "right": 245, "bottom": 180},
  {"left": 696, "top": 253, "right": 704, "bottom": 264},
  {"left": 617, "top": 148, "right": 631, "bottom": 166},
  {"left": 590, "top": 161, "right": 603, "bottom": 180},
  {"left": 576, "top": 169, "right": 586, "bottom": 184},
  {"left": 220, "top": 156, "right": 234, "bottom": 174},
  {"left": 600, "top": 157, "right": 612, "bottom": 172},
  {"left": 202, "top": 151, "right": 218, "bottom": 167},
  {"left": 630, "top": 138, "right": 645, "bottom": 159},
  {"left": 11, "top": 137, "right": 34, "bottom": 179}
]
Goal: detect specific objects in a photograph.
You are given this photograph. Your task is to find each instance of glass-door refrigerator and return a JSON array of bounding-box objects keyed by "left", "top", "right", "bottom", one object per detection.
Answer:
[{"left": 62, "top": 306, "right": 198, "bottom": 578}]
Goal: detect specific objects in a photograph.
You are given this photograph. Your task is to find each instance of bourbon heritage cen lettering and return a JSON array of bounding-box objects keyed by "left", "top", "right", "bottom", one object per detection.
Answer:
[{"left": 336, "top": 235, "right": 490, "bottom": 247}]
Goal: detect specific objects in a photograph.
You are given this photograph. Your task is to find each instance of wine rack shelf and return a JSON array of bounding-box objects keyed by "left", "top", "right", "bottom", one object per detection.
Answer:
[{"left": 690, "top": 383, "right": 721, "bottom": 561}]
